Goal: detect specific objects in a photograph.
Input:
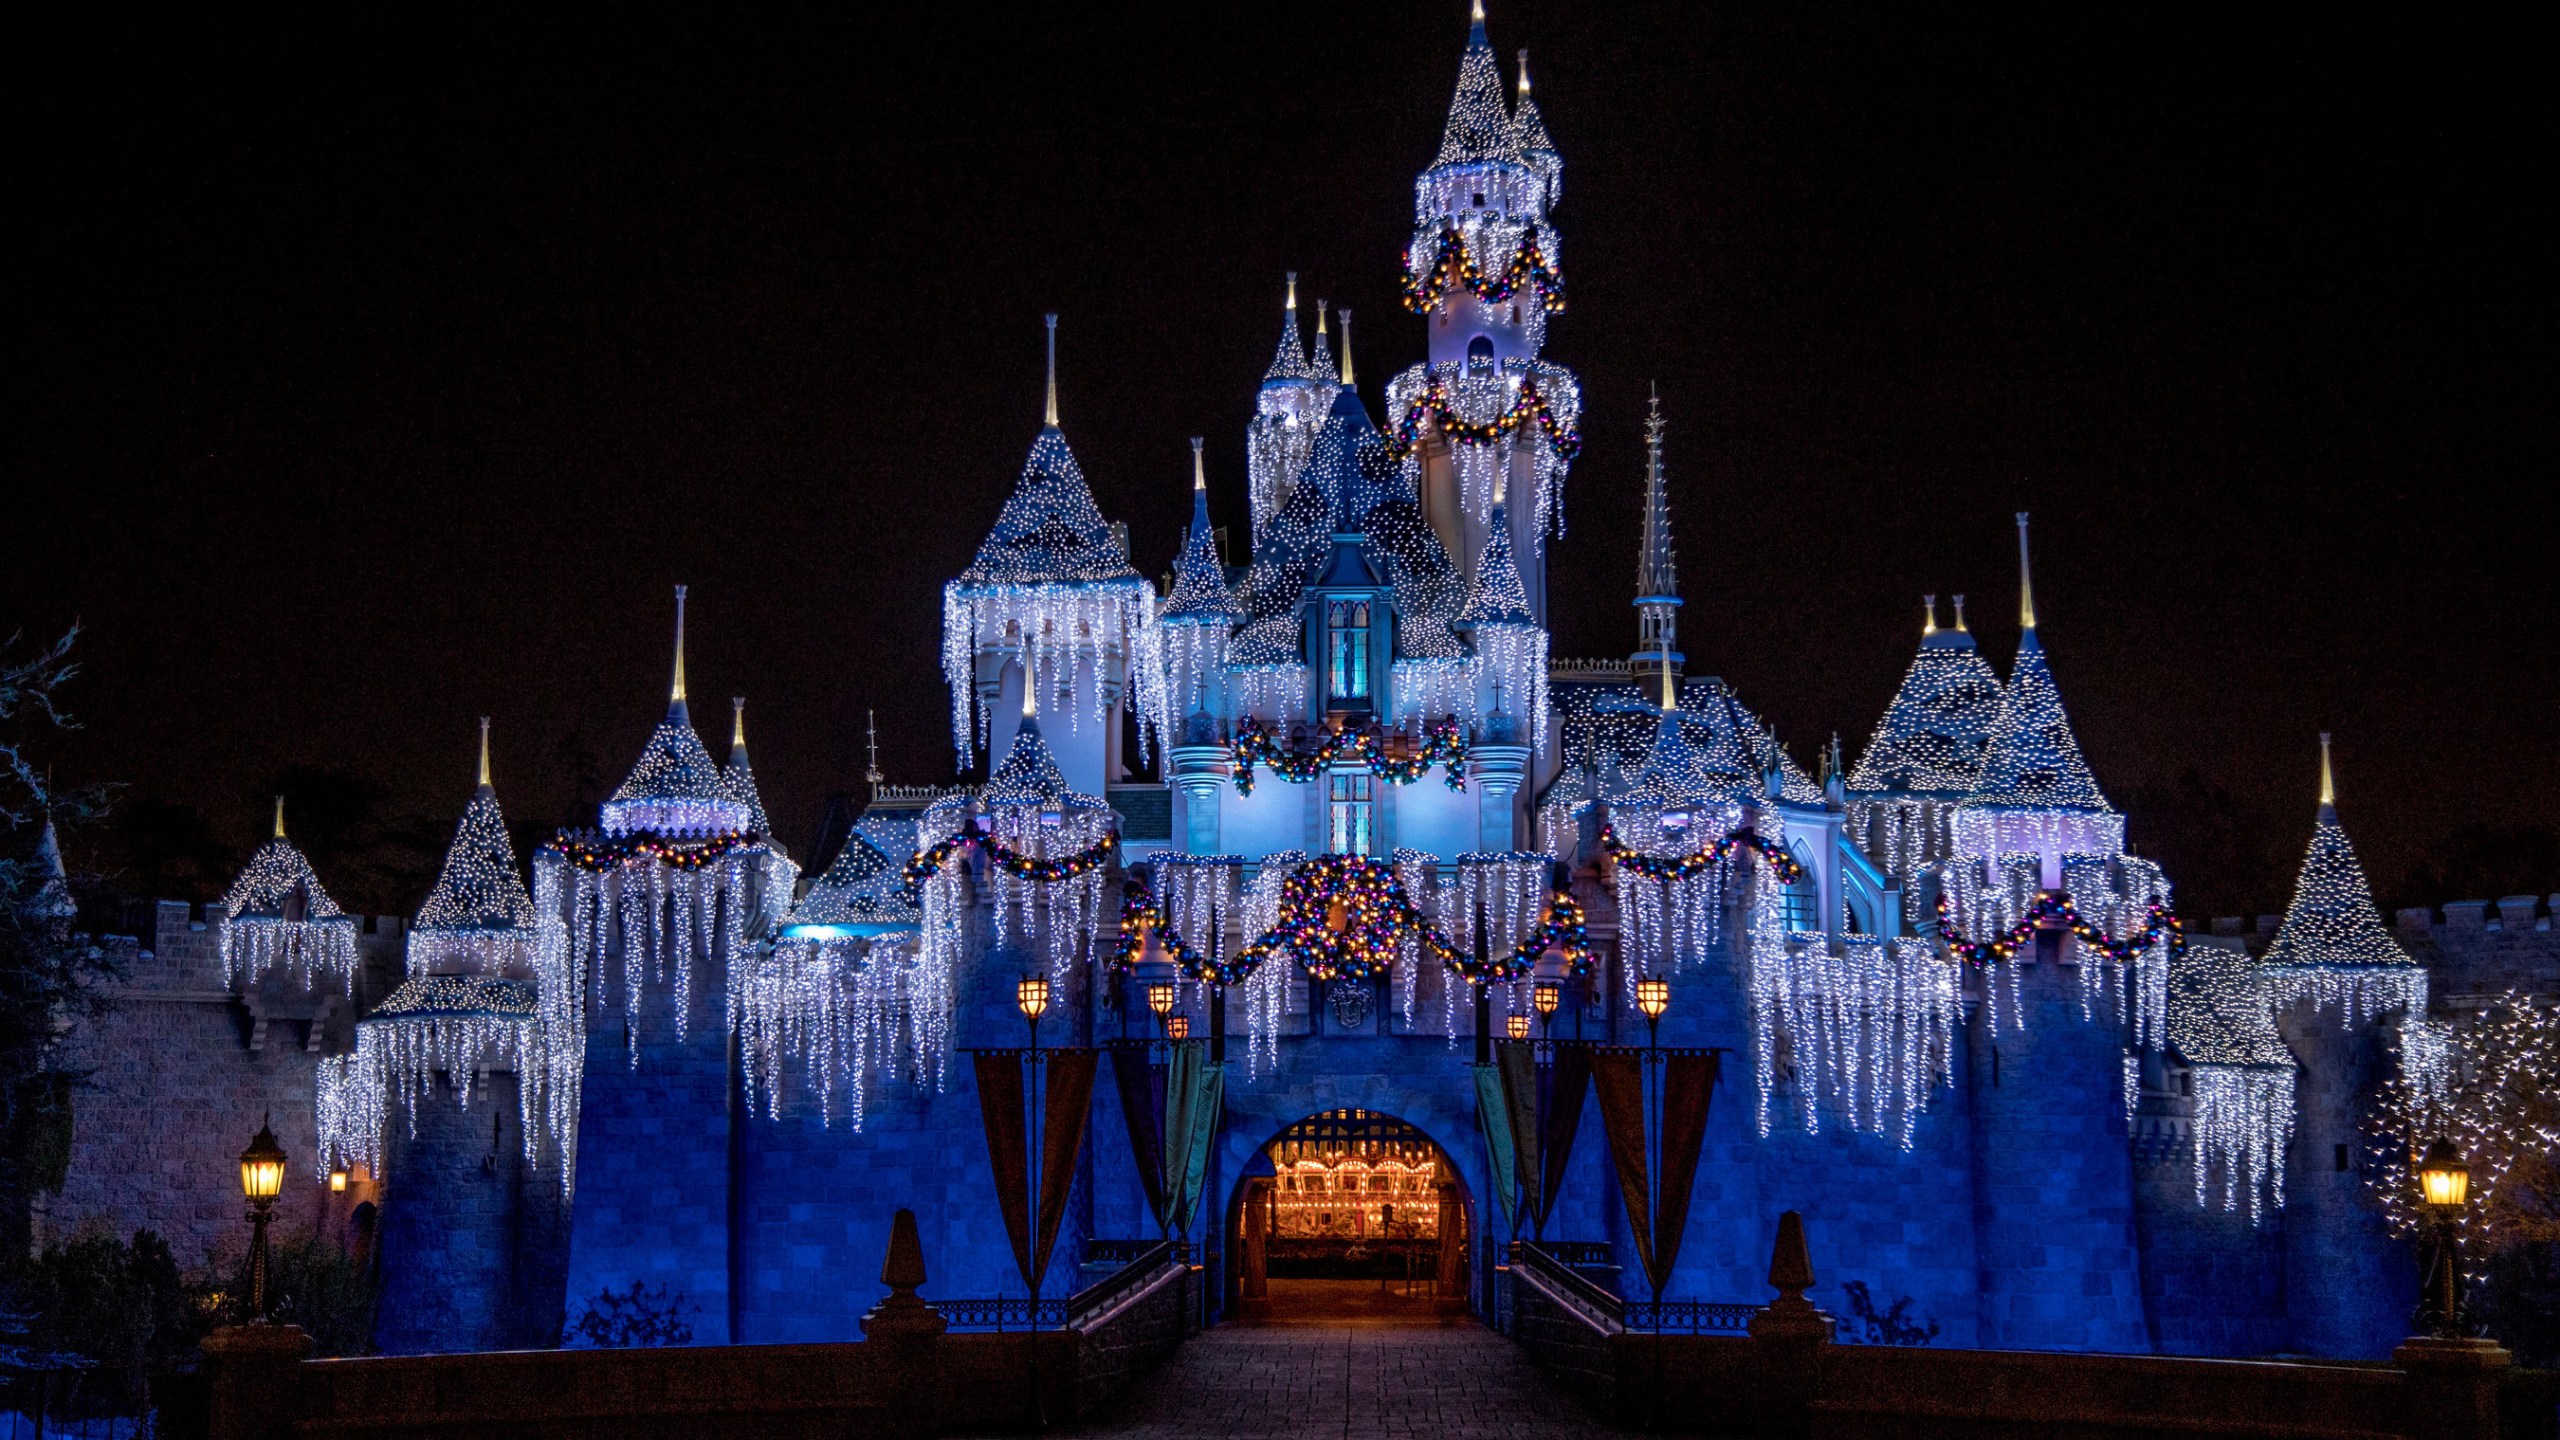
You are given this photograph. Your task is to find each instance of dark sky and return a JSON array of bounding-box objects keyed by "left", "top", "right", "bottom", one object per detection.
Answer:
[{"left": 11, "top": 6, "right": 2554, "bottom": 918}]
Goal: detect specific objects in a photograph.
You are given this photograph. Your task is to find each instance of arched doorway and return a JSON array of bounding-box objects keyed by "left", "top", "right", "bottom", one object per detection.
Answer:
[{"left": 1229, "top": 1110, "right": 1470, "bottom": 1325}]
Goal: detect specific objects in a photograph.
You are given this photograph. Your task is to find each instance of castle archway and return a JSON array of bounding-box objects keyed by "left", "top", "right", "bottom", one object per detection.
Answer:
[{"left": 1226, "top": 1109, "right": 1472, "bottom": 1326}]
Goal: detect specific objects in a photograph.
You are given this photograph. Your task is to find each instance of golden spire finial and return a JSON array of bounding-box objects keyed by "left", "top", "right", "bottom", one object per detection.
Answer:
[
  {"left": 2015, "top": 513, "right": 2037, "bottom": 630},
  {"left": 864, "top": 708, "right": 883, "bottom": 791},
  {"left": 1191, "top": 436, "right": 1206, "bottom": 491},
  {"left": 477, "top": 717, "right": 492, "bottom": 789},
  {"left": 1518, "top": 49, "right": 1531, "bottom": 97},
  {"left": 272, "top": 795, "right": 286, "bottom": 840},
  {"left": 1953, "top": 594, "right": 1969, "bottom": 632},
  {"left": 1337, "top": 309, "right": 1353, "bottom": 384},
  {"left": 1043, "top": 314, "right": 1059, "bottom": 429},
  {"left": 1314, "top": 302, "right": 1327, "bottom": 340},
  {"left": 1285, "top": 272, "right": 1298, "bottom": 310},
  {"left": 671, "top": 584, "right": 689, "bottom": 704},
  {"left": 1471, "top": 0, "right": 1485, "bottom": 23},
  {"left": 732, "top": 696, "right": 747, "bottom": 749},
  {"left": 1022, "top": 678, "right": 1038, "bottom": 720},
  {"left": 1923, "top": 595, "right": 1938, "bottom": 635},
  {"left": 2319, "top": 732, "right": 2336, "bottom": 814}
]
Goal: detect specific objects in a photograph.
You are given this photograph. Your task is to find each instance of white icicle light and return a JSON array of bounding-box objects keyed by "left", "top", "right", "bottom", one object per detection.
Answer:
[{"left": 219, "top": 825, "right": 361, "bottom": 994}]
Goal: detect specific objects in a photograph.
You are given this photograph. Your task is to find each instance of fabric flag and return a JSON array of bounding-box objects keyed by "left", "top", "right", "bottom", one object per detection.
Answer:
[
  {"left": 1588, "top": 1046, "right": 1721, "bottom": 1299},
  {"left": 1539, "top": 1041, "right": 1593, "bottom": 1240},
  {"left": 1108, "top": 1041, "right": 1171, "bottom": 1232},
  {"left": 1034, "top": 1049, "right": 1099, "bottom": 1291},
  {"left": 1472, "top": 1063, "right": 1518, "bottom": 1234},
  {"left": 1496, "top": 1040, "right": 1544, "bottom": 1227},
  {"left": 972, "top": 1050, "right": 1035, "bottom": 1289},
  {"left": 1163, "top": 1040, "right": 1224, "bottom": 1235}
]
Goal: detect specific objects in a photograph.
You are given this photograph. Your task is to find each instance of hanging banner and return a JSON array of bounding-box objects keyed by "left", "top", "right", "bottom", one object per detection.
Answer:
[
  {"left": 1588, "top": 1045, "right": 1720, "bottom": 1300},
  {"left": 1472, "top": 1063, "right": 1518, "bottom": 1235},
  {"left": 1109, "top": 1041, "right": 1171, "bottom": 1232},
  {"left": 1539, "top": 1041, "right": 1593, "bottom": 1240},
  {"left": 972, "top": 1050, "right": 1035, "bottom": 1289},
  {"left": 1035, "top": 1049, "right": 1099, "bottom": 1289},
  {"left": 1496, "top": 1040, "right": 1544, "bottom": 1227},
  {"left": 1163, "top": 1040, "right": 1224, "bottom": 1235}
]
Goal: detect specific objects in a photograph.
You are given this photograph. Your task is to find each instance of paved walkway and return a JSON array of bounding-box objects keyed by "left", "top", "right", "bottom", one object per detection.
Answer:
[{"left": 1065, "top": 1321, "right": 1630, "bottom": 1440}]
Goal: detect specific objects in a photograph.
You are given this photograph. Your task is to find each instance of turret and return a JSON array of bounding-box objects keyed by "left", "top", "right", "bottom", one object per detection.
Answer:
[
  {"left": 1248, "top": 275, "right": 1337, "bottom": 530},
  {"left": 219, "top": 796, "right": 361, "bottom": 993},
  {"left": 942, "top": 316, "right": 1154, "bottom": 789},
  {"left": 723, "top": 697, "right": 780, "bottom": 851},
  {"left": 1631, "top": 389, "right": 1682, "bottom": 693},
  {"left": 2259, "top": 735, "right": 2425, "bottom": 1025},
  {"left": 1846, "top": 594, "right": 2005, "bottom": 915},
  {"left": 601, "top": 587, "right": 753, "bottom": 839}
]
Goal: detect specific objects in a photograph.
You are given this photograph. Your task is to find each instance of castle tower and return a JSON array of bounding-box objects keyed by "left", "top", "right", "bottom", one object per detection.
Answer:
[
  {"left": 1846, "top": 594, "right": 2005, "bottom": 923},
  {"left": 1949, "top": 516, "right": 2152, "bottom": 1352},
  {"left": 723, "top": 698, "right": 780, "bottom": 851},
  {"left": 336, "top": 720, "right": 569, "bottom": 1354},
  {"left": 2260, "top": 737, "right": 2421, "bottom": 1357},
  {"left": 1160, "top": 440, "right": 1242, "bottom": 852},
  {"left": 1386, "top": 1, "right": 1579, "bottom": 628},
  {"left": 1246, "top": 275, "right": 1336, "bottom": 531},
  {"left": 219, "top": 797, "right": 362, "bottom": 994},
  {"left": 943, "top": 316, "right": 1153, "bottom": 794},
  {"left": 1630, "top": 390, "right": 1681, "bottom": 694}
]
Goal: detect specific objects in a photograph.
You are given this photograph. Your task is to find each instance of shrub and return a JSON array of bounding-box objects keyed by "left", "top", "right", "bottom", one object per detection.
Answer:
[{"left": 566, "top": 1283, "right": 696, "bottom": 1348}]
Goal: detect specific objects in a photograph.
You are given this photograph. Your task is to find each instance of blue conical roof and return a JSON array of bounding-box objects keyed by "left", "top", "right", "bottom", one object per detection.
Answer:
[
  {"left": 603, "top": 702, "right": 750, "bottom": 837},
  {"left": 1457, "top": 505, "right": 1533, "bottom": 627},
  {"left": 784, "top": 812, "right": 923, "bottom": 936},
  {"left": 1433, "top": 11, "right": 1522, "bottom": 168},
  {"left": 2261, "top": 813, "right": 2414, "bottom": 973},
  {"left": 1161, "top": 484, "right": 1239, "bottom": 623},
  {"left": 1962, "top": 633, "right": 2111, "bottom": 813},
  {"left": 982, "top": 714, "right": 1103, "bottom": 813},
  {"left": 415, "top": 785, "right": 534, "bottom": 934},
  {"left": 1850, "top": 612, "right": 2006, "bottom": 797},
  {"left": 956, "top": 428, "right": 1141, "bottom": 589}
]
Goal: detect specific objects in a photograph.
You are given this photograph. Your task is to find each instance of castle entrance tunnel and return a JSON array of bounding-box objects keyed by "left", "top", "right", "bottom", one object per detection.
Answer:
[{"left": 1228, "top": 1109, "right": 1472, "bottom": 1325}]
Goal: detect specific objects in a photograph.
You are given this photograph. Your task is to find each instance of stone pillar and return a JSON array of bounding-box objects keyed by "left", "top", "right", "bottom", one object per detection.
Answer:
[
  {"left": 1471, "top": 742, "right": 1530, "bottom": 853},
  {"left": 2393, "top": 1336, "right": 2511, "bottom": 1440},
  {"left": 202, "top": 1323, "right": 311, "bottom": 1440},
  {"left": 1745, "top": 1212, "right": 1834, "bottom": 1440},
  {"left": 1169, "top": 739, "right": 1230, "bottom": 854},
  {"left": 2276, "top": 999, "right": 2415, "bottom": 1357},
  {"left": 862, "top": 1209, "right": 949, "bottom": 1440},
  {"left": 1967, "top": 927, "right": 2151, "bottom": 1352}
]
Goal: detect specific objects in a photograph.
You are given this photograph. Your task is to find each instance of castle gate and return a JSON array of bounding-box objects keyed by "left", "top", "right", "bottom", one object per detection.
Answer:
[{"left": 1228, "top": 1109, "right": 1472, "bottom": 1325}]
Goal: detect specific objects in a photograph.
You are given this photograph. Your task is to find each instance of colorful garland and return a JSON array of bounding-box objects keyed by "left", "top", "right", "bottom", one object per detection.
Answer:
[
  {"left": 545, "top": 830, "right": 759, "bottom": 872},
  {"left": 1386, "top": 374, "right": 1582, "bottom": 462},
  {"left": 1399, "top": 226, "right": 1565, "bottom": 314},
  {"left": 1936, "top": 891, "right": 2185, "bottom": 969},
  {"left": 1230, "top": 717, "right": 1468, "bottom": 796},
  {"left": 1448, "top": 887, "right": 1595, "bottom": 984},
  {"left": 1235, "top": 855, "right": 1461, "bottom": 984},
  {"left": 1105, "top": 877, "right": 1214, "bottom": 981},
  {"left": 1599, "top": 824, "right": 1805, "bottom": 885},
  {"left": 896, "top": 823, "right": 1116, "bottom": 904}
]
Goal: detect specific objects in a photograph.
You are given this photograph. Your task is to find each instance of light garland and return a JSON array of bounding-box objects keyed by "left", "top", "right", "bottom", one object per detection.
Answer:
[
  {"left": 1231, "top": 854, "right": 1459, "bottom": 984},
  {"left": 1745, "top": 933, "right": 1959, "bottom": 1148},
  {"left": 1228, "top": 716, "right": 1467, "bottom": 794},
  {"left": 1385, "top": 372, "right": 1580, "bottom": 463},
  {"left": 316, "top": 976, "right": 558, "bottom": 1184},
  {"left": 1399, "top": 225, "right": 1563, "bottom": 314},
  {"left": 220, "top": 832, "right": 360, "bottom": 995}
]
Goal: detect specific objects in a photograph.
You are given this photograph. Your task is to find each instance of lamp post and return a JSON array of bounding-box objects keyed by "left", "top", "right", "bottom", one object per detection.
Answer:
[
  {"left": 1506, "top": 1012, "right": 1532, "bottom": 1042},
  {"left": 1532, "top": 979, "right": 1561, "bottom": 1043},
  {"left": 1635, "top": 977, "right": 1671, "bottom": 1051},
  {"left": 1165, "top": 1015, "right": 1191, "bottom": 1042},
  {"left": 239, "top": 1118, "right": 288, "bottom": 1321},
  {"left": 1014, "top": 974, "right": 1052, "bottom": 1426},
  {"left": 1146, "top": 981, "right": 1178, "bottom": 1037},
  {"left": 2417, "top": 1137, "right": 2471, "bottom": 1340}
]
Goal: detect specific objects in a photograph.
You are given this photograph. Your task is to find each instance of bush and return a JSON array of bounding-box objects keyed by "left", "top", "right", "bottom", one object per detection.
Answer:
[
  {"left": 566, "top": 1283, "right": 696, "bottom": 1348},
  {"left": 18, "top": 1229, "right": 205, "bottom": 1368},
  {"left": 1840, "top": 1280, "right": 1940, "bottom": 1346},
  {"left": 246, "top": 1231, "right": 377, "bottom": 1358}
]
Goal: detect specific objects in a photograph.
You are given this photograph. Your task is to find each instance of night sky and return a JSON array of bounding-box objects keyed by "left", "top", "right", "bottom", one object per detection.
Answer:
[{"left": 11, "top": 6, "right": 2553, "bottom": 920}]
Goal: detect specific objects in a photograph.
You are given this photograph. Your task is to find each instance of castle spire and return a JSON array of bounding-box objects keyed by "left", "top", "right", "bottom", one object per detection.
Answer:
[
  {"left": 670, "top": 584, "right": 690, "bottom": 712},
  {"left": 477, "top": 716, "right": 493, "bottom": 794},
  {"left": 1923, "top": 595, "right": 1938, "bottom": 636},
  {"left": 722, "top": 696, "right": 776, "bottom": 844},
  {"left": 1632, "top": 386, "right": 1682, "bottom": 687},
  {"left": 2318, "top": 732, "right": 2336, "bottom": 821},
  {"left": 864, "top": 709, "right": 883, "bottom": 793},
  {"left": 1336, "top": 309, "right": 1353, "bottom": 386},
  {"left": 1265, "top": 275, "right": 1313, "bottom": 382},
  {"left": 1043, "top": 313, "right": 1060, "bottom": 429},
  {"left": 273, "top": 794, "right": 286, "bottom": 840},
  {"left": 1953, "top": 594, "right": 1969, "bottom": 633},
  {"left": 1310, "top": 300, "right": 1334, "bottom": 381},
  {"left": 1512, "top": 48, "right": 1561, "bottom": 200},
  {"left": 1434, "top": 0, "right": 1521, "bottom": 167},
  {"left": 731, "top": 696, "right": 748, "bottom": 754},
  {"left": 2015, "top": 512, "right": 2038, "bottom": 643}
]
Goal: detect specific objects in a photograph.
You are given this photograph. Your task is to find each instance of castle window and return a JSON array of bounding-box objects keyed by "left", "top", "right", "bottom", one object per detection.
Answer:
[
  {"left": 1326, "top": 600, "right": 1370, "bottom": 703},
  {"left": 1329, "top": 770, "right": 1374, "bottom": 855},
  {"left": 1466, "top": 335, "right": 1496, "bottom": 374},
  {"left": 1780, "top": 843, "right": 1821, "bottom": 931}
]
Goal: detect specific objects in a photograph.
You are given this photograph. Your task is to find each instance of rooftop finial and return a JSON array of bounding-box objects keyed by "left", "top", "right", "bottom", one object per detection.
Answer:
[
  {"left": 1953, "top": 594, "right": 1969, "bottom": 632},
  {"left": 671, "top": 584, "right": 690, "bottom": 705},
  {"left": 732, "top": 696, "right": 747, "bottom": 749},
  {"left": 864, "top": 708, "right": 883, "bottom": 791},
  {"left": 1286, "top": 272, "right": 1298, "bottom": 311},
  {"left": 1660, "top": 637, "right": 1676, "bottom": 712},
  {"left": 1517, "top": 48, "right": 1531, "bottom": 97},
  {"left": 1022, "top": 679, "right": 1038, "bottom": 720},
  {"left": 1043, "top": 314, "right": 1059, "bottom": 429},
  {"left": 2015, "top": 512, "right": 2037, "bottom": 631},
  {"left": 272, "top": 795, "right": 287, "bottom": 840},
  {"left": 1923, "top": 595, "right": 1939, "bottom": 635},
  {"left": 1190, "top": 436, "right": 1206, "bottom": 492},
  {"left": 1471, "top": 0, "right": 1486, "bottom": 33},
  {"left": 1337, "top": 309, "right": 1354, "bottom": 385},
  {"left": 477, "top": 716, "right": 492, "bottom": 790},
  {"left": 2318, "top": 732, "right": 2336, "bottom": 818}
]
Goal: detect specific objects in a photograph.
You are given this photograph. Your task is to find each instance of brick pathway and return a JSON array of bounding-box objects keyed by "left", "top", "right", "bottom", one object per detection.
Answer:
[{"left": 1065, "top": 1323, "right": 1630, "bottom": 1439}]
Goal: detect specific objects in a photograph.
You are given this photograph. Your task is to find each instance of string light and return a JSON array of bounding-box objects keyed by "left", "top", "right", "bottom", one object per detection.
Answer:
[
  {"left": 220, "top": 800, "right": 359, "bottom": 994},
  {"left": 2258, "top": 739, "right": 2426, "bottom": 1027},
  {"left": 2165, "top": 941, "right": 2295, "bottom": 1223},
  {"left": 2368, "top": 995, "right": 2560, "bottom": 1250},
  {"left": 1228, "top": 717, "right": 1467, "bottom": 794}
]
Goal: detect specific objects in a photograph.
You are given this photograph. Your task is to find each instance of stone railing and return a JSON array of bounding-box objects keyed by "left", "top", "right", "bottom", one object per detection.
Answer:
[
  {"left": 1500, "top": 1215, "right": 2535, "bottom": 1440},
  {"left": 199, "top": 1210, "right": 1198, "bottom": 1440}
]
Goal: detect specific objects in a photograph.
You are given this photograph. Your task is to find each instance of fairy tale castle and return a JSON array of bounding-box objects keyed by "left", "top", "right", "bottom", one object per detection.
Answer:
[{"left": 49, "top": 7, "right": 2560, "bottom": 1362}]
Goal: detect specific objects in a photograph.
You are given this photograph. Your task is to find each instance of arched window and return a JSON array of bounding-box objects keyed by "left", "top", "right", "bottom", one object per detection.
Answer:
[
  {"left": 1781, "top": 842, "right": 1822, "bottom": 931},
  {"left": 1328, "top": 771, "right": 1374, "bottom": 855},
  {"left": 1466, "top": 335, "right": 1496, "bottom": 374},
  {"left": 1326, "top": 600, "right": 1370, "bottom": 703}
]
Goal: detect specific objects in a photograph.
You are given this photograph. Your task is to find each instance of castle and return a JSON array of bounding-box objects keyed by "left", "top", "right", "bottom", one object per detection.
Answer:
[{"left": 45, "top": 8, "right": 2560, "bottom": 1362}]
